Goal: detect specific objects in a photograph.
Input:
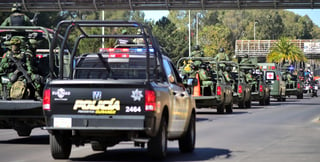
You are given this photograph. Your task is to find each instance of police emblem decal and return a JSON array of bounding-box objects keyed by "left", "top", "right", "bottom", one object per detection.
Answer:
[
  {"left": 131, "top": 89, "right": 143, "bottom": 101},
  {"left": 92, "top": 91, "right": 102, "bottom": 100}
]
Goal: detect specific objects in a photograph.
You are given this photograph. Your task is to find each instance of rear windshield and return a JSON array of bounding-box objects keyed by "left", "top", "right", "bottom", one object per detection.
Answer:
[{"left": 74, "top": 55, "right": 156, "bottom": 79}]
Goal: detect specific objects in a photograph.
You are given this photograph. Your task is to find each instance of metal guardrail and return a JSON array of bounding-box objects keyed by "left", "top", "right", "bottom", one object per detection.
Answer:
[{"left": 0, "top": 0, "right": 319, "bottom": 11}]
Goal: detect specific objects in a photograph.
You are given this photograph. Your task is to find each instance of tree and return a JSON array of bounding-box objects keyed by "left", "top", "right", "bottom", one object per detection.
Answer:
[
  {"left": 152, "top": 17, "right": 188, "bottom": 63},
  {"left": 267, "top": 37, "right": 307, "bottom": 64},
  {"left": 199, "top": 24, "right": 233, "bottom": 58}
]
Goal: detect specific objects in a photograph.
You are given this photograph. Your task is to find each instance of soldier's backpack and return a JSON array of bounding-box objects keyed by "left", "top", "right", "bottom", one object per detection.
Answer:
[{"left": 10, "top": 80, "right": 26, "bottom": 99}]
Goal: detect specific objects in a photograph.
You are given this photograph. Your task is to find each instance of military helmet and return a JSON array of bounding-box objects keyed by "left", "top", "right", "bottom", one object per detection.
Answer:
[
  {"left": 10, "top": 36, "right": 22, "bottom": 45},
  {"left": 225, "top": 66, "right": 232, "bottom": 72},
  {"left": 11, "top": 3, "right": 22, "bottom": 12},
  {"left": 194, "top": 45, "right": 200, "bottom": 50},
  {"left": 219, "top": 47, "right": 224, "bottom": 52}
]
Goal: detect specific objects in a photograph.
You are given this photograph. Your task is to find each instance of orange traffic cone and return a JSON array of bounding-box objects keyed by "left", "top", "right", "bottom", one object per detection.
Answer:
[{"left": 193, "top": 73, "right": 201, "bottom": 96}]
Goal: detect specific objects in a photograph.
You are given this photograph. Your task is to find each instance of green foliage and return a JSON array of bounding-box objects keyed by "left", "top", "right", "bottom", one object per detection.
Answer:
[
  {"left": 152, "top": 17, "right": 188, "bottom": 63},
  {"left": 199, "top": 24, "right": 233, "bottom": 58},
  {"left": 267, "top": 37, "right": 307, "bottom": 64}
]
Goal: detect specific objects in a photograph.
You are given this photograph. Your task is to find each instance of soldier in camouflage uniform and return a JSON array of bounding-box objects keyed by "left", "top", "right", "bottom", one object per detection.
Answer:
[
  {"left": 240, "top": 54, "right": 252, "bottom": 64},
  {"left": 245, "top": 69, "right": 257, "bottom": 91},
  {"left": 285, "top": 70, "right": 294, "bottom": 88},
  {"left": 0, "top": 36, "right": 41, "bottom": 100},
  {"left": 214, "top": 47, "right": 229, "bottom": 62},
  {"left": 191, "top": 45, "right": 203, "bottom": 57},
  {"left": 1, "top": 3, "right": 33, "bottom": 26}
]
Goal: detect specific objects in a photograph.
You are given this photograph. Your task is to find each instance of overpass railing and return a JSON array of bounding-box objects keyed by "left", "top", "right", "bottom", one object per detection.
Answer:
[{"left": 235, "top": 39, "right": 320, "bottom": 59}]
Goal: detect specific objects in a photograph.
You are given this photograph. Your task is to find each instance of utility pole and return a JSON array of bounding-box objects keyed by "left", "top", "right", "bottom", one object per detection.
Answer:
[
  {"left": 189, "top": 10, "right": 191, "bottom": 56},
  {"left": 196, "top": 13, "right": 199, "bottom": 45},
  {"left": 102, "top": 10, "right": 105, "bottom": 48}
]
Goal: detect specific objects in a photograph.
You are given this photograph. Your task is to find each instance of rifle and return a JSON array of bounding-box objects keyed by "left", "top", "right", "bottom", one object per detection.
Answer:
[{"left": 7, "top": 54, "right": 37, "bottom": 90}]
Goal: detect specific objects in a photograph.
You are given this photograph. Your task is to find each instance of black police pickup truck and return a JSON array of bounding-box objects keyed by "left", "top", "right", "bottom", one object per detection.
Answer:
[{"left": 43, "top": 20, "right": 196, "bottom": 160}]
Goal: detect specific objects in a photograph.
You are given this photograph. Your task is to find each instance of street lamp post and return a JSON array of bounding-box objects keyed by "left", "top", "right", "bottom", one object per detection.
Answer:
[{"left": 254, "top": 20, "right": 258, "bottom": 40}]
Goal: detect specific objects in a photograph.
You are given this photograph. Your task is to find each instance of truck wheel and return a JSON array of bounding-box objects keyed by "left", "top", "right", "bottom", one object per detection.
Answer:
[
  {"left": 281, "top": 96, "right": 286, "bottom": 101},
  {"left": 16, "top": 128, "right": 32, "bottom": 137},
  {"left": 244, "top": 97, "right": 251, "bottom": 108},
  {"left": 148, "top": 117, "right": 167, "bottom": 159},
  {"left": 91, "top": 141, "right": 107, "bottom": 151},
  {"left": 50, "top": 131, "right": 72, "bottom": 159},
  {"left": 238, "top": 101, "right": 245, "bottom": 109},
  {"left": 179, "top": 113, "right": 195, "bottom": 153},
  {"left": 225, "top": 102, "right": 233, "bottom": 114},
  {"left": 217, "top": 104, "right": 225, "bottom": 114},
  {"left": 297, "top": 93, "right": 303, "bottom": 99},
  {"left": 265, "top": 96, "right": 270, "bottom": 105}
]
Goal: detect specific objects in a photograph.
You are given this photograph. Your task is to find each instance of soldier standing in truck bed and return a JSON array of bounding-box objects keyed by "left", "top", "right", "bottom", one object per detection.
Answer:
[
  {"left": 1, "top": 3, "right": 33, "bottom": 26},
  {"left": 214, "top": 47, "right": 229, "bottom": 62}
]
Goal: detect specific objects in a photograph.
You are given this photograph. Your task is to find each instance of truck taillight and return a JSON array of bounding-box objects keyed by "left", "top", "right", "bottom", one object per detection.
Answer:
[
  {"left": 43, "top": 89, "right": 51, "bottom": 110},
  {"left": 259, "top": 85, "right": 263, "bottom": 92},
  {"left": 238, "top": 85, "right": 243, "bottom": 93},
  {"left": 145, "top": 90, "right": 156, "bottom": 111},
  {"left": 217, "top": 86, "right": 221, "bottom": 96},
  {"left": 276, "top": 75, "right": 279, "bottom": 81}
]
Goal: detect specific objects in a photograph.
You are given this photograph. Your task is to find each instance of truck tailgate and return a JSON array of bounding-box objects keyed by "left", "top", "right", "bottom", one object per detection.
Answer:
[{"left": 45, "top": 80, "right": 152, "bottom": 130}]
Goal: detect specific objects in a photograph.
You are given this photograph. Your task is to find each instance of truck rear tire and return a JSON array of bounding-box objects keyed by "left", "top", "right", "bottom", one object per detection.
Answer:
[
  {"left": 16, "top": 128, "right": 32, "bottom": 137},
  {"left": 297, "top": 93, "right": 303, "bottom": 99},
  {"left": 225, "top": 102, "right": 233, "bottom": 114},
  {"left": 50, "top": 131, "right": 72, "bottom": 159},
  {"left": 265, "top": 96, "right": 270, "bottom": 105},
  {"left": 91, "top": 141, "right": 107, "bottom": 151},
  {"left": 148, "top": 117, "right": 167, "bottom": 159},
  {"left": 217, "top": 104, "right": 225, "bottom": 114},
  {"left": 245, "top": 98, "right": 251, "bottom": 108},
  {"left": 238, "top": 101, "right": 245, "bottom": 108},
  {"left": 179, "top": 113, "right": 195, "bottom": 153}
]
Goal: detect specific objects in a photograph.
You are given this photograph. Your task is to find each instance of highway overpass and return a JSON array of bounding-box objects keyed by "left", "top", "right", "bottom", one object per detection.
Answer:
[{"left": 0, "top": 0, "right": 319, "bottom": 11}]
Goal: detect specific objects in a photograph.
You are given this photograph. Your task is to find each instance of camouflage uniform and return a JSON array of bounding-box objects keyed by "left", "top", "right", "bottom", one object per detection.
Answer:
[
  {"left": 214, "top": 48, "right": 229, "bottom": 62},
  {"left": 133, "top": 29, "right": 144, "bottom": 44},
  {"left": 286, "top": 71, "right": 294, "bottom": 88},
  {"left": 240, "top": 54, "right": 252, "bottom": 64},
  {"left": 1, "top": 3, "right": 33, "bottom": 26},
  {"left": 0, "top": 36, "right": 41, "bottom": 100},
  {"left": 191, "top": 45, "right": 203, "bottom": 68},
  {"left": 245, "top": 69, "right": 257, "bottom": 91}
]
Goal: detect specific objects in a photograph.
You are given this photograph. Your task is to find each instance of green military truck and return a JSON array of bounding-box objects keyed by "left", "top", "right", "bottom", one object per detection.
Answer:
[
  {"left": 0, "top": 26, "right": 58, "bottom": 136},
  {"left": 239, "top": 63, "right": 270, "bottom": 105},
  {"left": 258, "top": 63, "right": 286, "bottom": 101},
  {"left": 177, "top": 57, "right": 233, "bottom": 114},
  {"left": 223, "top": 61, "right": 252, "bottom": 108},
  {"left": 281, "top": 64, "right": 304, "bottom": 99}
]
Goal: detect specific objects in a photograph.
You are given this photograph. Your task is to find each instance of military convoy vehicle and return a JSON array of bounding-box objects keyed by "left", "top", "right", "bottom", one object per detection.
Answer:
[
  {"left": 223, "top": 61, "right": 251, "bottom": 108},
  {"left": 43, "top": 20, "right": 196, "bottom": 160},
  {"left": 281, "top": 64, "right": 304, "bottom": 99},
  {"left": 239, "top": 63, "right": 270, "bottom": 105},
  {"left": 0, "top": 26, "right": 57, "bottom": 136},
  {"left": 177, "top": 57, "right": 233, "bottom": 113},
  {"left": 258, "top": 63, "right": 286, "bottom": 101}
]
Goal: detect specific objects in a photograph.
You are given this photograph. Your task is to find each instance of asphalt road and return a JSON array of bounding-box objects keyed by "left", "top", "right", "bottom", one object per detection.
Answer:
[{"left": 0, "top": 94, "right": 319, "bottom": 162}]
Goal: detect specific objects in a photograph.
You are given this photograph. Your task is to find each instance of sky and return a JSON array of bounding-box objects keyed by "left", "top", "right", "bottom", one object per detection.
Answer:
[{"left": 144, "top": 9, "right": 320, "bottom": 26}]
